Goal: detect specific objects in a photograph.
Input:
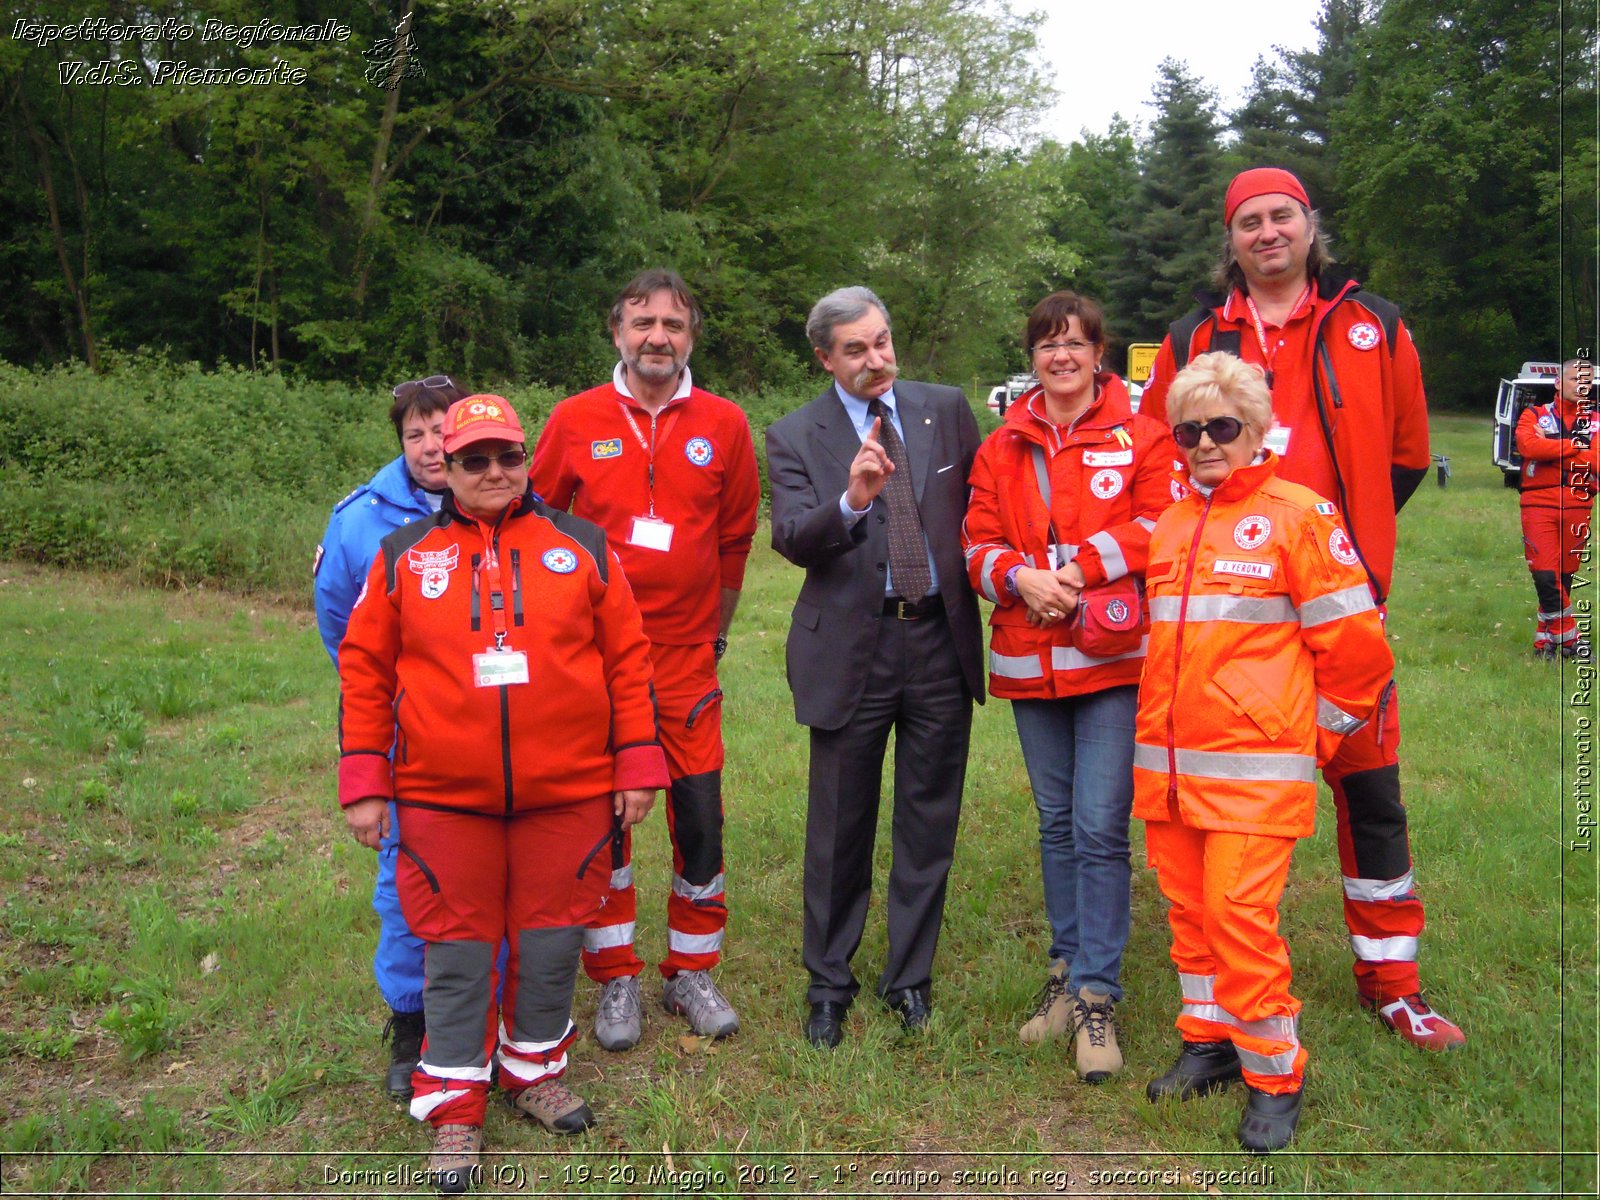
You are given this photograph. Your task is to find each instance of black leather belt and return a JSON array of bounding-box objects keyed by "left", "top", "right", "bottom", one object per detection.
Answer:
[{"left": 883, "top": 595, "right": 941, "bottom": 620}]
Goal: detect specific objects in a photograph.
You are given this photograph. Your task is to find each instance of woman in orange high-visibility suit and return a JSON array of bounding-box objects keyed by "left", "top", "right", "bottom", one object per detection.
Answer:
[
  {"left": 339, "top": 395, "right": 668, "bottom": 1193},
  {"left": 1133, "top": 353, "right": 1394, "bottom": 1154}
]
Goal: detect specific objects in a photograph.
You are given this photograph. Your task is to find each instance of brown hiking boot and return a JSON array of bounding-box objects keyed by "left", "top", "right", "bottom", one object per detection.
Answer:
[
  {"left": 1073, "top": 987, "right": 1123, "bottom": 1083},
  {"left": 507, "top": 1076, "right": 595, "bottom": 1135},
  {"left": 1019, "top": 960, "right": 1075, "bottom": 1045},
  {"left": 428, "top": 1123, "right": 482, "bottom": 1195}
]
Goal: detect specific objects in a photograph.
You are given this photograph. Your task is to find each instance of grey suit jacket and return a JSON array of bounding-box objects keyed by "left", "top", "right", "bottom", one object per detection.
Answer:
[{"left": 766, "top": 379, "right": 985, "bottom": 730}]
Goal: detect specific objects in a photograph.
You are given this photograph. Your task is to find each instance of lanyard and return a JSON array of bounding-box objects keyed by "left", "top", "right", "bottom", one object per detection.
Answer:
[
  {"left": 475, "top": 525, "right": 510, "bottom": 649},
  {"left": 618, "top": 401, "right": 679, "bottom": 517},
  {"left": 1242, "top": 283, "right": 1313, "bottom": 387}
]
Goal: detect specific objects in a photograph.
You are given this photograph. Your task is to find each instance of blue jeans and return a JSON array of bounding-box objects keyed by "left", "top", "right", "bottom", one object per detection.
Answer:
[{"left": 1011, "top": 687, "right": 1136, "bottom": 1000}]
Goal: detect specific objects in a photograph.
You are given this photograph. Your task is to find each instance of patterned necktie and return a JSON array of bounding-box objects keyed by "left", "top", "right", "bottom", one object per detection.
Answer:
[{"left": 867, "top": 397, "right": 932, "bottom": 603}]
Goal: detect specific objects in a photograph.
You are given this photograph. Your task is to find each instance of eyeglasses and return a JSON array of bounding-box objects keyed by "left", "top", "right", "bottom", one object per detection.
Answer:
[
  {"left": 1172, "top": 417, "right": 1245, "bottom": 449},
  {"left": 392, "top": 374, "right": 457, "bottom": 399},
  {"left": 1033, "top": 340, "right": 1095, "bottom": 356},
  {"left": 447, "top": 449, "right": 527, "bottom": 474}
]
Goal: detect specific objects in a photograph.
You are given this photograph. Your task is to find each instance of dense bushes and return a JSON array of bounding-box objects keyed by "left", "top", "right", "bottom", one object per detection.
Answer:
[{"left": 0, "top": 357, "right": 823, "bottom": 602}]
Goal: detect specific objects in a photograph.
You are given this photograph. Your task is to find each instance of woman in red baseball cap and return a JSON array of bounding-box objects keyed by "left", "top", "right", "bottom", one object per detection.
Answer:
[{"left": 338, "top": 394, "right": 668, "bottom": 1192}]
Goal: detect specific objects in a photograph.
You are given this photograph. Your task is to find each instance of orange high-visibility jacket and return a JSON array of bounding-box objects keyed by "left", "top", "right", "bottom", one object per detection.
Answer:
[
  {"left": 1517, "top": 398, "right": 1596, "bottom": 507},
  {"left": 338, "top": 488, "right": 667, "bottom": 813},
  {"left": 1132, "top": 453, "right": 1394, "bottom": 838},
  {"left": 963, "top": 375, "right": 1177, "bottom": 699}
]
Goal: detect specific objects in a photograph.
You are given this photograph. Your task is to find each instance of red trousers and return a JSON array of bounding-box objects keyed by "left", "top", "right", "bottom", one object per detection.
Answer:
[
  {"left": 1323, "top": 684, "right": 1424, "bottom": 999},
  {"left": 396, "top": 800, "right": 611, "bottom": 1126},
  {"left": 583, "top": 642, "right": 728, "bottom": 981},
  {"left": 1521, "top": 501, "right": 1592, "bottom": 647},
  {"left": 1146, "top": 821, "right": 1306, "bottom": 1094}
]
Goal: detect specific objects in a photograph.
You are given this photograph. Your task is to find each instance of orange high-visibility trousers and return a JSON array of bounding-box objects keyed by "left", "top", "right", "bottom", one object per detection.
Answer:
[{"left": 1146, "top": 820, "right": 1307, "bottom": 1095}]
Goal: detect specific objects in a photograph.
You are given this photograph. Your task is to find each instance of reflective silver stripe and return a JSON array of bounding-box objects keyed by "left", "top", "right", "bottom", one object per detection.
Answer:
[
  {"left": 1149, "top": 594, "right": 1297, "bottom": 624},
  {"left": 610, "top": 865, "right": 633, "bottom": 890},
  {"left": 1059, "top": 542, "right": 1078, "bottom": 562},
  {"left": 1238, "top": 1014, "right": 1297, "bottom": 1042},
  {"left": 1298, "top": 584, "right": 1376, "bottom": 628},
  {"left": 672, "top": 872, "right": 725, "bottom": 901},
  {"left": 1181, "top": 1001, "right": 1234, "bottom": 1025},
  {"left": 583, "top": 922, "right": 636, "bottom": 951},
  {"left": 1235, "top": 1045, "right": 1298, "bottom": 1076},
  {"left": 1341, "top": 872, "right": 1415, "bottom": 903},
  {"left": 1049, "top": 636, "right": 1148, "bottom": 671},
  {"left": 1087, "top": 530, "right": 1128, "bottom": 580},
  {"left": 1349, "top": 934, "right": 1419, "bottom": 961},
  {"left": 1539, "top": 606, "right": 1574, "bottom": 621},
  {"left": 1553, "top": 628, "right": 1579, "bottom": 644},
  {"left": 1178, "top": 972, "right": 1216, "bottom": 1002},
  {"left": 1316, "top": 695, "right": 1365, "bottom": 735},
  {"left": 1133, "top": 742, "right": 1315, "bottom": 782},
  {"left": 411, "top": 1086, "right": 478, "bottom": 1122},
  {"left": 1021, "top": 552, "right": 1038, "bottom": 568},
  {"left": 668, "top": 929, "right": 723, "bottom": 954},
  {"left": 979, "top": 548, "right": 1004, "bottom": 603},
  {"left": 1135, "top": 517, "right": 1157, "bottom": 533},
  {"left": 991, "top": 650, "right": 1044, "bottom": 680},
  {"left": 496, "top": 1016, "right": 576, "bottom": 1056}
]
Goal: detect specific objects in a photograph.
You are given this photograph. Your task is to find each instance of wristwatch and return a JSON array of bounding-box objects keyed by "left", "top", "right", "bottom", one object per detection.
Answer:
[{"left": 713, "top": 633, "right": 728, "bottom": 660}]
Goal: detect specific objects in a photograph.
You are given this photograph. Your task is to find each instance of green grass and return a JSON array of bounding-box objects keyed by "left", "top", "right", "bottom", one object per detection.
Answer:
[{"left": 0, "top": 413, "right": 1592, "bottom": 1196}]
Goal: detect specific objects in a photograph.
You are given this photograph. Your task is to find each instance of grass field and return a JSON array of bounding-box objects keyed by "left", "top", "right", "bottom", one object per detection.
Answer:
[{"left": 0, "top": 412, "right": 1594, "bottom": 1197}]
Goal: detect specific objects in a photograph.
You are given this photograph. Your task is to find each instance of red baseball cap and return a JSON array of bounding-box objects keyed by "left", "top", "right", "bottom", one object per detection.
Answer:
[
  {"left": 1224, "top": 167, "right": 1311, "bottom": 226},
  {"left": 442, "top": 394, "right": 525, "bottom": 454}
]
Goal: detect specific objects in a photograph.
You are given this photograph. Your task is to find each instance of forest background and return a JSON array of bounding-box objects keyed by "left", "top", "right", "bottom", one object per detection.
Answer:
[{"left": 1, "top": 0, "right": 1595, "bottom": 412}]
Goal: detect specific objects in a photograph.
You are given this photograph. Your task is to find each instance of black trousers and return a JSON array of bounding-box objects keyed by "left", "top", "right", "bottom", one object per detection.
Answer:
[{"left": 802, "top": 610, "right": 973, "bottom": 1006}]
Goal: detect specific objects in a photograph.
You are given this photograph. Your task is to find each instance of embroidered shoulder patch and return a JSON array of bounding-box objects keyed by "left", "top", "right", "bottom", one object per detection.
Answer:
[{"left": 591, "top": 439, "right": 623, "bottom": 459}]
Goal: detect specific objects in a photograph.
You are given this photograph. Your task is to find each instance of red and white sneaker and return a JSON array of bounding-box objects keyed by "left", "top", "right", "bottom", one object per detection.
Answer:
[{"left": 1362, "top": 992, "right": 1466, "bottom": 1051}]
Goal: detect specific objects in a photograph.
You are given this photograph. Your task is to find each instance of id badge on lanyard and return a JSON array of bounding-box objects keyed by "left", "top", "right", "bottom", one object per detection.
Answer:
[
  {"left": 472, "top": 551, "right": 527, "bottom": 687},
  {"left": 620, "top": 402, "right": 679, "bottom": 552}
]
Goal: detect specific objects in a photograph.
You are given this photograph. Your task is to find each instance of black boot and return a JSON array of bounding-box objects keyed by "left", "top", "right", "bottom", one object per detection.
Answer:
[
  {"left": 1145, "top": 1040, "right": 1242, "bottom": 1102},
  {"left": 382, "top": 1009, "right": 425, "bottom": 1102},
  {"left": 1238, "top": 1084, "right": 1303, "bottom": 1153}
]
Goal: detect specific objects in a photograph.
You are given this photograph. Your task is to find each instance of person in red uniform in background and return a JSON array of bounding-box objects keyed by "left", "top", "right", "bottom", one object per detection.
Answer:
[
  {"left": 1141, "top": 167, "right": 1464, "bottom": 1051},
  {"left": 530, "top": 270, "right": 759, "bottom": 1049},
  {"left": 1516, "top": 358, "right": 1596, "bottom": 660},
  {"left": 339, "top": 395, "right": 668, "bottom": 1192},
  {"left": 1137, "top": 352, "right": 1395, "bottom": 1153}
]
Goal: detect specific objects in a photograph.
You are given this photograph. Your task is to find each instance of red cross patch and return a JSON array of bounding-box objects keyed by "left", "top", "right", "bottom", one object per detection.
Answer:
[
  {"left": 1328, "top": 528, "right": 1359, "bottom": 566},
  {"left": 1090, "top": 468, "right": 1124, "bottom": 499},
  {"left": 1233, "top": 515, "right": 1272, "bottom": 550}
]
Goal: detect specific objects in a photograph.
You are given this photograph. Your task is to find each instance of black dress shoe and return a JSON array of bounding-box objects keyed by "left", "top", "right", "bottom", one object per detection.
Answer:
[
  {"left": 883, "top": 987, "right": 931, "bottom": 1033},
  {"left": 805, "top": 1001, "right": 848, "bottom": 1048},
  {"left": 1238, "top": 1084, "right": 1303, "bottom": 1154},
  {"left": 1145, "top": 1040, "right": 1242, "bottom": 1102}
]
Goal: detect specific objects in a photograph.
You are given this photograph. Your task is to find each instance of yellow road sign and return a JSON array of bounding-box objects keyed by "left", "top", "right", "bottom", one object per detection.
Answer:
[{"left": 1126, "top": 343, "right": 1161, "bottom": 383}]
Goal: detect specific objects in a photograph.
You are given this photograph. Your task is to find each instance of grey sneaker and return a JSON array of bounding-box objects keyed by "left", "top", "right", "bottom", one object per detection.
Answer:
[
  {"left": 1073, "top": 987, "right": 1123, "bottom": 1083},
  {"left": 428, "top": 1123, "right": 482, "bottom": 1194},
  {"left": 1019, "top": 959, "right": 1074, "bottom": 1045},
  {"left": 594, "top": 975, "right": 642, "bottom": 1051},
  {"left": 662, "top": 970, "right": 740, "bottom": 1038},
  {"left": 507, "top": 1077, "right": 595, "bottom": 1135}
]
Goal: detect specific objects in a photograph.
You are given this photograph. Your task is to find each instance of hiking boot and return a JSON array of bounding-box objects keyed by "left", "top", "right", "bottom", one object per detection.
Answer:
[
  {"left": 662, "top": 970, "right": 740, "bottom": 1038},
  {"left": 1237, "top": 1085, "right": 1303, "bottom": 1154},
  {"left": 1019, "top": 960, "right": 1074, "bottom": 1045},
  {"left": 382, "top": 1008, "right": 425, "bottom": 1102},
  {"left": 428, "top": 1123, "right": 481, "bottom": 1194},
  {"left": 1564, "top": 639, "right": 1594, "bottom": 662},
  {"left": 1146, "top": 1039, "right": 1243, "bottom": 1102},
  {"left": 1361, "top": 992, "right": 1466, "bottom": 1050},
  {"left": 594, "top": 975, "right": 642, "bottom": 1051},
  {"left": 1072, "top": 987, "right": 1122, "bottom": 1083},
  {"left": 507, "top": 1077, "right": 595, "bottom": 1135},
  {"left": 1534, "top": 641, "right": 1558, "bottom": 662}
]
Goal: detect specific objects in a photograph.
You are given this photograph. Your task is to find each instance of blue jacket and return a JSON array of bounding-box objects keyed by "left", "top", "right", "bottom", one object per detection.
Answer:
[{"left": 314, "top": 455, "right": 438, "bottom": 665}]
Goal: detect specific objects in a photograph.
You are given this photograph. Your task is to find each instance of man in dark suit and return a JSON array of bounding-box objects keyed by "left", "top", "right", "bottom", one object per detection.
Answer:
[{"left": 766, "top": 286, "right": 985, "bottom": 1048}]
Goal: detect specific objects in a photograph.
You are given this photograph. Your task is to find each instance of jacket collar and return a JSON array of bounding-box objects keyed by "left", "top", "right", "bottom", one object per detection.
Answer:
[
  {"left": 1196, "top": 265, "right": 1360, "bottom": 317},
  {"left": 1171, "top": 448, "right": 1280, "bottom": 502},
  {"left": 1005, "top": 373, "right": 1133, "bottom": 445}
]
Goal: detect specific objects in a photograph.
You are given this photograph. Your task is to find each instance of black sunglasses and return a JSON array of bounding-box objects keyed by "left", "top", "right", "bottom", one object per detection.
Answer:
[
  {"left": 447, "top": 449, "right": 527, "bottom": 474},
  {"left": 1172, "top": 416, "right": 1244, "bottom": 449},
  {"left": 392, "top": 374, "right": 457, "bottom": 400}
]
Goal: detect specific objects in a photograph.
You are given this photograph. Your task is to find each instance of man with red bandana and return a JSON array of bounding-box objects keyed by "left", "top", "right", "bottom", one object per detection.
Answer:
[
  {"left": 1142, "top": 167, "right": 1465, "bottom": 1050},
  {"left": 531, "top": 269, "right": 759, "bottom": 1050},
  {"left": 1516, "top": 358, "right": 1596, "bottom": 660}
]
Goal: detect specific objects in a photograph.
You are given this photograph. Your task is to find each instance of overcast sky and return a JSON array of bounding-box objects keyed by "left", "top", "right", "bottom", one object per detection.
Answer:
[{"left": 1031, "top": 1, "right": 1329, "bottom": 143}]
